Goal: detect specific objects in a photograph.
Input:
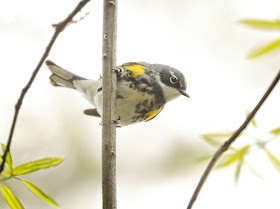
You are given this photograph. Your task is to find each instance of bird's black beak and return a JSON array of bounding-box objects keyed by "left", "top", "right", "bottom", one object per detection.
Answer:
[{"left": 179, "top": 89, "right": 190, "bottom": 98}]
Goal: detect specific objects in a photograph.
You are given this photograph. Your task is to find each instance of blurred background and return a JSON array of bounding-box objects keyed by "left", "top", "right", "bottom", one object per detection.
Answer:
[{"left": 1, "top": 0, "right": 280, "bottom": 208}]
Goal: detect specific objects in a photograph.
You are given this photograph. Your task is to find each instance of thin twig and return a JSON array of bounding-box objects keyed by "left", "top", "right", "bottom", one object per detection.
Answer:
[
  {"left": 0, "top": 0, "right": 91, "bottom": 174},
  {"left": 102, "top": 0, "right": 118, "bottom": 208},
  {"left": 71, "top": 12, "right": 90, "bottom": 24},
  {"left": 187, "top": 70, "right": 280, "bottom": 209}
]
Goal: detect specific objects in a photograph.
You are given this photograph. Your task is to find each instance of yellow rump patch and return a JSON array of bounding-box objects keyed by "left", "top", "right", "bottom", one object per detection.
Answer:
[
  {"left": 124, "top": 64, "right": 146, "bottom": 78},
  {"left": 145, "top": 108, "right": 163, "bottom": 122}
]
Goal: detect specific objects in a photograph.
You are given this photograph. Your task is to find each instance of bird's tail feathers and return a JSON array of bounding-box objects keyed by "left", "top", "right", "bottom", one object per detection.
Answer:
[{"left": 46, "top": 60, "right": 85, "bottom": 89}]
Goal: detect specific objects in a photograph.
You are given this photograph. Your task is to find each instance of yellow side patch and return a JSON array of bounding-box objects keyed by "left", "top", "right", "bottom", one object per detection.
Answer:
[
  {"left": 124, "top": 64, "right": 146, "bottom": 78},
  {"left": 145, "top": 108, "right": 162, "bottom": 121}
]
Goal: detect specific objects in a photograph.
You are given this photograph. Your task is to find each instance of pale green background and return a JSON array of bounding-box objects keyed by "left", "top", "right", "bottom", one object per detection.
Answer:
[{"left": 1, "top": 0, "right": 280, "bottom": 208}]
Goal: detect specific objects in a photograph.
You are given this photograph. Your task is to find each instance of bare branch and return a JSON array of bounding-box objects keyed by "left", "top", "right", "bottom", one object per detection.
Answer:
[
  {"left": 71, "top": 12, "right": 90, "bottom": 24},
  {"left": 102, "top": 0, "right": 118, "bottom": 208},
  {"left": 187, "top": 70, "right": 280, "bottom": 209},
  {"left": 0, "top": 0, "right": 91, "bottom": 174}
]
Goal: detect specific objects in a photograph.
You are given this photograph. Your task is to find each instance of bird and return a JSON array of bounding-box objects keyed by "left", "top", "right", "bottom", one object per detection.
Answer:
[{"left": 46, "top": 60, "right": 189, "bottom": 126}]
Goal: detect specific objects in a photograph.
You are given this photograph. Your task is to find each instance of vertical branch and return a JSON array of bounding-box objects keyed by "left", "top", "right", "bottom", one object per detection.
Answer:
[{"left": 102, "top": 0, "right": 118, "bottom": 209}]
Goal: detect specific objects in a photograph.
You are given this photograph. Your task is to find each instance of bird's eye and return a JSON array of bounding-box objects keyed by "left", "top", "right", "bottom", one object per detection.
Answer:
[{"left": 170, "top": 76, "right": 178, "bottom": 84}]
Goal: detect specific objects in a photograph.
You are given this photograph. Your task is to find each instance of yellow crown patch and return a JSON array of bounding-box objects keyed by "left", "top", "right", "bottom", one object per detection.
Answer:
[{"left": 124, "top": 64, "right": 146, "bottom": 78}]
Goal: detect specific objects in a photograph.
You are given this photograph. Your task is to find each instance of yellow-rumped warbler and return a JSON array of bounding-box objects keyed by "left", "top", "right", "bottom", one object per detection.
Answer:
[{"left": 46, "top": 61, "right": 189, "bottom": 126}]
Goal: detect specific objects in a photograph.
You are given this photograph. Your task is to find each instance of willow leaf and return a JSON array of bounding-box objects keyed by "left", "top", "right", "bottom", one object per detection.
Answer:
[
  {"left": 196, "top": 155, "right": 213, "bottom": 163},
  {"left": 265, "top": 149, "right": 280, "bottom": 173},
  {"left": 217, "top": 145, "right": 250, "bottom": 168},
  {"left": 269, "top": 127, "right": 280, "bottom": 135},
  {"left": 1, "top": 143, "right": 13, "bottom": 169},
  {"left": 217, "top": 153, "right": 239, "bottom": 168},
  {"left": 0, "top": 170, "right": 12, "bottom": 182},
  {"left": 201, "top": 132, "right": 234, "bottom": 147},
  {"left": 22, "top": 179, "right": 60, "bottom": 208},
  {"left": 240, "top": 19, "right": 280, "bottom": 30},
  {"left": 1, "top": 185, "right": 24, "bottom": 209},
  {"left": 234, "top": 160, "right": 243, "bottom": 184},
  {"left": 246, "top": 111, "right": 257, "bottom": 128},
  {"left": 13, "top": 157, "right": 64, "bottom": 176},
  {"left": 247, "top": 39, "right": 280, "bottom": 59}
]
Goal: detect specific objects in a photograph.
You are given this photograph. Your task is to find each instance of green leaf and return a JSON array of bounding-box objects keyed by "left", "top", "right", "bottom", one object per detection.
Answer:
[
  {"left": 201, "top": 132, "right": 234, "bottom": 147},
  {"left": 1, "top": 143, "right": 13, "bottom": 169},
  {"left": 239, "top": 19, "right": 280, "bottom": 30},
  {"left": 247, "top": 39, "right": 280, "bottom": 59},
  {"left": 21, "top": 179, "right": 60, "bottom": 208},
  {"left": 265, "top": 149, "right": 280, "bottom": 172},
  {"left": 13, "top": 157, "right": 64, "bottom": 176},
  {"left": 1, "top": 185, "right": 24, "bottom": 209},
  {"left": 0, "top": 170, "right": 12, "bottom": 182},
  {"left": 234, "top": 159, "right": 243, "bottom": 184},
  {"left": 196, "top": 155, "right": 213, "bottom": 163},
  {"left": 269, "top": 127, "right": 280, "bottom": 135},
  {"left": 217, "top": 145, "right": 250, "bottom": 168},
  {"left": 246, "top": 111, "right": 257, "bottom": 128},
  {"left": 251, "top": 119, "right": 257, "bottom": 128},
  {"left": 217, "top": 153, "right": 238, "bottom": 168}
]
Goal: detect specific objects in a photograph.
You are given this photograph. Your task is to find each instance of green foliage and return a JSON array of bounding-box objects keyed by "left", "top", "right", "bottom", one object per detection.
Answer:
[
  {"left": 240, "top": 18, "right": 280, "bottom": 58},
  {"left": 234, "top": 160, "right": 243, "bottom": 184},
  {"left": 247, "top": 39, "right": 280, "bottom": 59},
  {"left": 246, "top": 111, "right": 257, "bottom": 128},
  {"left": 22, "top": 179, "right": 60, "bottom": 208},
  {"left": 0, "top": 144, "right": 64, "bottom": 209},
  {"left": 217, "top": 145, "right": 250, "bottom": 183},
  {"left": 13, "top": 157, "right": 64, "bottom": 176},
  {"left": 201, "top": 132, "right": 234, "bottom": 147},
  {"left": 240, "top": 19, "right": 280, "bottom": 30},
  {"left": 264, "top": 149, "right": 280, "bottom": 173},
  {"left": 1, "top": 144, "right": 13, "bottom": 169},
  {"left": 1, "top": 185, "right": 24, "bottom": 209},
  {"left": 269, "top": 127, "right": 280, "bottom": 135},
  {"left": 201, "top": 114, "right": 280, "bottom": 183},
  {"left": 217, "top": 145, "right": 250, "bottom": 169}
]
